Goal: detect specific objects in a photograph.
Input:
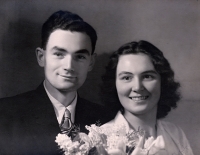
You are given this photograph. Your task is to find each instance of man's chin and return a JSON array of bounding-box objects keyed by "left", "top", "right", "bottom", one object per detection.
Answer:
[
  {"left": 55, "top": 84, "right": 81, "bottom": 92},
  {"left": 57, "top": 86, "right": 78, "bottom": 92}
]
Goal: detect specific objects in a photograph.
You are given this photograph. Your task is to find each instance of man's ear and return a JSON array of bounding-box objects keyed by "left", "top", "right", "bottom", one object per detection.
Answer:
[
  {"left": 35, "top": 47, "right": 45, "bottom": 67},
  {"left": 88, "top": 53, "right": 97, "bottom": 71}
]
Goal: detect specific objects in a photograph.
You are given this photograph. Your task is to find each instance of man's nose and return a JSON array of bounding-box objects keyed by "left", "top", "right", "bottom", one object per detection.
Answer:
[
  {"left": 131, "top": 77, "right": 144, "bottom": 92},
  {"left": 63, "top": 55, "right": 74, "bottom": 71}
]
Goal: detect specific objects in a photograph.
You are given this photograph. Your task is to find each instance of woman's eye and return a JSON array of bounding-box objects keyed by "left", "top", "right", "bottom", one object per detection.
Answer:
[
  {"left": 121, "top": 76, "right": 131, "bottom": 81},
  {"left": 144, "top": 75, "right": 154, "bottom": 80}
]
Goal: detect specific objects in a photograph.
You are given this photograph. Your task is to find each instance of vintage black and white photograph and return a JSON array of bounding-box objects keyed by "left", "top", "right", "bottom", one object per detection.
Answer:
[{"left": 0, "top": 0, "right": 199, "bottom": 154}]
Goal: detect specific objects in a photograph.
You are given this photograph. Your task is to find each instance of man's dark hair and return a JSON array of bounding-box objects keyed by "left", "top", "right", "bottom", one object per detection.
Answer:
[
  {"left": 101, "top": 40, "right": 181, "bottom": 119},
  {"left": 41, "top": 10, "right": 97, "bottom": 54}
]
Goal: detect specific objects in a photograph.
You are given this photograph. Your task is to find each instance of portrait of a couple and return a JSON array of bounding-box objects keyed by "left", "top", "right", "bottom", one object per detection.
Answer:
[{"left": 0, "top": 1, "right": 198, "bottom": 155}]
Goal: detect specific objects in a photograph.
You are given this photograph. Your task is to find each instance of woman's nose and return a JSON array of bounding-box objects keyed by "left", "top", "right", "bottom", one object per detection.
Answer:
[{"left": 131, "top": 78, "right": 144, "bottom": 92}]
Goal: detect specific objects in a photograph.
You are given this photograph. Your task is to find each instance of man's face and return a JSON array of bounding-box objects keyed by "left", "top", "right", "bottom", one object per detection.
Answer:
[{"left": 37, "top": 29, "right": 95, "bottom": 93}]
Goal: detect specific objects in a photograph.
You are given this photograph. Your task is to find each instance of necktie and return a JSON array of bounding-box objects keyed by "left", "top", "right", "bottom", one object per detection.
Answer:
[{"left": 60, "top": 108, "right": 73, "bottom": 134}]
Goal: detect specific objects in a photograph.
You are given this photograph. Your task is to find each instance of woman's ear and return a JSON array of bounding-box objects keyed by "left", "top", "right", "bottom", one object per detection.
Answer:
[
  {"left": 35, "top": 47, "right": 45, "bottom": 67},
  {"left": 88, "top": 53, "right": 97, "bottom": 71}
]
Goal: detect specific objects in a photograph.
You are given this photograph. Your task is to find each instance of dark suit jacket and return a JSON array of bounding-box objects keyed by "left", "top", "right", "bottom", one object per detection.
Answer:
[{"left": 0, "top": 84, "right": 114, "bottom": 155}]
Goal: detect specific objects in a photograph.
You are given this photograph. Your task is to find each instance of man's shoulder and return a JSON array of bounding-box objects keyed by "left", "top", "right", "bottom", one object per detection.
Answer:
[
  {"left": 78, "top": 97, "right": 104, "bottom": 109},
  {"left": 0, "top": 84, "right": 46, "bottom": 114},
  {"left": 77, "top": 97, "right": 108, "bottom": 115},
  {"left": 77, "top": 97, "right": 115, "bottom": 124},
  {"left": 0, "top": 90, "right": 35, "bottom": 106},
  {"left": 0, "top": 83, "right": 46, "bottom": 105}
]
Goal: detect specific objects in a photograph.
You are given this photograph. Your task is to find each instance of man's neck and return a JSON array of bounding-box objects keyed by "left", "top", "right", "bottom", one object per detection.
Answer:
[{"left": 44, "top": 80, "right": 76, "bottom": 107}]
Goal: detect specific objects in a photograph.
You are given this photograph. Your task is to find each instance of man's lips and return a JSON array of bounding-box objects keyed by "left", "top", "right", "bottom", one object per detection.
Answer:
[
  {"left": 129, "top": 96, "right": 148, "bottom": 101},
  {"left": 59, "top": 74, "right": 77, "bottom": 79}
]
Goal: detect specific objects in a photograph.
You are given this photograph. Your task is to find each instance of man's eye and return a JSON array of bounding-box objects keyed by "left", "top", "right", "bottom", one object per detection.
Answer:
[
  {"left": 54, "top": 52, "right": 64, "bottom": 57},
  {"left": 77, "top": 55, "right": 86, "bottom": 59}
]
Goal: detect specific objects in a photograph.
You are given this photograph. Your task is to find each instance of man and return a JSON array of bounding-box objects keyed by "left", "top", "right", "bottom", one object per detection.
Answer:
[{"left": 0, "top": 10, "right": 112, "bottom": 154}]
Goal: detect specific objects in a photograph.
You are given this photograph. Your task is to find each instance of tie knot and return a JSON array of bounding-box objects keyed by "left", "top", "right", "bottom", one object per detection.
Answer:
[
  {"left": 60, "top": 108, "right": 73, "bottom": 134},
  {"left": 64, "top": 108, "right": 71, "bottom": 119}
]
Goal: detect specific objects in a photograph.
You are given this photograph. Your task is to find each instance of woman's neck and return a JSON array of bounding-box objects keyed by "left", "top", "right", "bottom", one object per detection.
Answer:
[{"left": 123, "top": 109, "right": 157, "bottom": 138}]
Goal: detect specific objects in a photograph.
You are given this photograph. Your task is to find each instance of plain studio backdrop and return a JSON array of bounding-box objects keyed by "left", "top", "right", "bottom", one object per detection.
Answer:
[{"left": 0, "top": 0, "right": 199, "bottom": 154}]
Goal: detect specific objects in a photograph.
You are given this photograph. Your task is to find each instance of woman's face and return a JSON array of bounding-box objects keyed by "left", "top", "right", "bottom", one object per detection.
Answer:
[{"left": 116, "top": 53, "right": 161, "bottom": 116}]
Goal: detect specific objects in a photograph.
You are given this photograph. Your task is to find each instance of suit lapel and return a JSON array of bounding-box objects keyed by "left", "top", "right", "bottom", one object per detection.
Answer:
[
  {"left": 27, "top": 84, "right": 61, "bottom": 154},
  {"left": 74, "top": 96, "right": 96, "bottom": 133},
  {"left": 74, "top": 96, "right": 86, "bottom": 132},
  {"left": 30, "top": 83, "right": 60, "bottom": 130}
]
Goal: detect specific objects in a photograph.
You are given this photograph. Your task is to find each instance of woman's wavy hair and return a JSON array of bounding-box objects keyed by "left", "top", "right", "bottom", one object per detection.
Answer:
[{"left": 101, "top": 40, "right": 181, "bottom": 119}]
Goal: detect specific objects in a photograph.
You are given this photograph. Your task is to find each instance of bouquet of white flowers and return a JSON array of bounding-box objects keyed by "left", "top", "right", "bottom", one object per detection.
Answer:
[{"left": 55, "top": 123, "right": 146, "bottom": 155}]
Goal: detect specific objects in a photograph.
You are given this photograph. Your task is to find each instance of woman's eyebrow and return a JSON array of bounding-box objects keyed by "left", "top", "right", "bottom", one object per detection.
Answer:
[
  {"left": 142, "top": 70, "right": 158, "bottom": 74},
  {"left": 118, "top": 70, "right": 158, "bottom": 76},
  {"left": 118, "top": 72, "right": 132, "bottom": 76}
]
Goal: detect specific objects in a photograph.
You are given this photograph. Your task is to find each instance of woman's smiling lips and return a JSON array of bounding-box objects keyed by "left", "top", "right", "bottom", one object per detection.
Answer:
[{"left": 129, "top": 96, "right": 149, "bottom": 101}]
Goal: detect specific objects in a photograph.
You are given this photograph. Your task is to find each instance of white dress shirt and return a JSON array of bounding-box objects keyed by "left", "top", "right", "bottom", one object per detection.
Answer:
[{"left": 43, "top": 82, "right": 77, "bottom": 124}]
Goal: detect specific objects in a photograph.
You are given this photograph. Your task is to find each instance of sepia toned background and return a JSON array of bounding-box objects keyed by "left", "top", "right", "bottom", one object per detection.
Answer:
[{"left": 0, "top": 0, "right": 199, "bottom": 154}]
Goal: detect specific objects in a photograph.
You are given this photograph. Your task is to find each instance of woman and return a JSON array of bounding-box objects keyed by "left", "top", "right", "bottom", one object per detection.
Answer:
[{"left": 101, "top": 40, "right": 193, "bottom": 155}]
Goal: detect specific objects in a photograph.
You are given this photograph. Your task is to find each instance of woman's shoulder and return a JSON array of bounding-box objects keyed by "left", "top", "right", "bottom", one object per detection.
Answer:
[
  {"left": 100, "top": 119, "right": 115, "bottom": 129},
  {"left": 158, "top": 120, "right": 194, "bottom": 155},
  {"left": 100, "top": 111, "right": 130, "bottom": 135},
  {"left": 159, "top": 120, "right": 178, "bottom": 128},
  {"left": 158, "top": 120, "right": 184, "bottom": 134},
  {"left": 158, "top": 120, "right": 194, "bottom": 154}
]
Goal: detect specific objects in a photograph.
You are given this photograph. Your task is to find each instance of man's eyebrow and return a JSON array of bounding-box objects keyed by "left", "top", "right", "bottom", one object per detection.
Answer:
[
  {"left": 75, "top": 49, "right": 90, "bottom": 56},
  {"left": 51, "top": 47, "right": 90, "bottom": 55},
  {"left": 51, "top": 46, "right": 66, "bottom": 52}
]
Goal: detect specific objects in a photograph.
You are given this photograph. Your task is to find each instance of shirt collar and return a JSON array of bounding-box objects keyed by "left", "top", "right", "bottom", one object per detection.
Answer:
[
  {"left": 113, "top": 111, "right": 130, "bottom": 133},
  {"left": 43, "top": 81, "right": 77, "bottom": 124}
]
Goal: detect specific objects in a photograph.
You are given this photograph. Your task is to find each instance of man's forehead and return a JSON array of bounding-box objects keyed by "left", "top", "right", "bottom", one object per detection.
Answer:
[
  {"left": 46, "top": 29, "right": 92, "bottom": 54},
  {"left": 51, "top": 46, "right": 91, "bottom": 55}
]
